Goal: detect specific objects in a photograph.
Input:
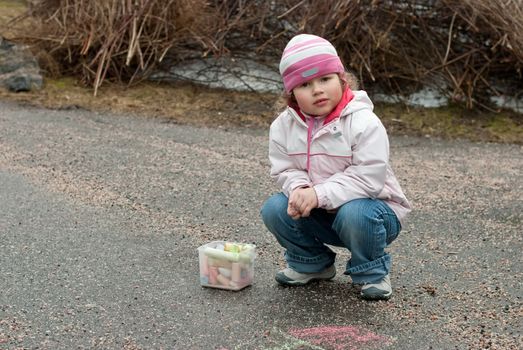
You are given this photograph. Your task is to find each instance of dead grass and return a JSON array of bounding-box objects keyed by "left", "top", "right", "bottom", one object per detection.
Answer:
[
  {"left": 5, "top": 1, "right": 523, "bottom": 109},
  {"left": 0, "top": 77, "right": 521, "bottom": 144},
  {"left": 0, "top": 78, "right": 277, "bottom": 128},
  {"left": 377, "top": 103, "right": 523, "bottom": 144},
  {"left": 0, "top": 0, "right": 26, "bottom": 36}
]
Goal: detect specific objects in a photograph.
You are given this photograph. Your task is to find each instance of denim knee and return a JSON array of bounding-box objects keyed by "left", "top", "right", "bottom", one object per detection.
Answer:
[
  {"left": 260, "top": 193, "right": 288, "bottom": 229},
  {"left": 332, "top": 198, "right": 401, "bottom": 283},
  {"left": 261, "top": 193, "right": 337, "bottom": 272},
  {"left": 333, "top": 199, "right": 382, "bottom": 240}
]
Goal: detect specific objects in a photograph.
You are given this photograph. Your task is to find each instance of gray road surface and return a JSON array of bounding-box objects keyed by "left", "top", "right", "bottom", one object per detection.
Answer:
[{"left": 1, "top": 101, "right": 522, "bottom": 349}]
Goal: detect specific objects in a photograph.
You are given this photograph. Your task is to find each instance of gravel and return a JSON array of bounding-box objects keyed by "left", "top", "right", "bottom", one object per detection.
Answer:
[{"left": 0, "top": 101, "right": 521, "bottom": 349}]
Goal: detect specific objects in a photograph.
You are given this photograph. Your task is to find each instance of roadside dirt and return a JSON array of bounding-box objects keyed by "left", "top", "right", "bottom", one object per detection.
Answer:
[
  {"left": 1, "top": 78, "right": 522, "bottom": 144},
  {"left": 0, "top": 80, "right": 278, "bottom": 129}
]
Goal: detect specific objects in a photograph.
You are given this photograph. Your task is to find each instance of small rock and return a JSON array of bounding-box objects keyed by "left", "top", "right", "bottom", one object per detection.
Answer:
[{"left": 0, "top": 36, "right": 43, "bottom": 92}]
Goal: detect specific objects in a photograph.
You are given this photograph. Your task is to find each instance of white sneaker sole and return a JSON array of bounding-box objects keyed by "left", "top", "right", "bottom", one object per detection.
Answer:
[{"left": 275, "top": 267, "right": 336, "bottom": 286}]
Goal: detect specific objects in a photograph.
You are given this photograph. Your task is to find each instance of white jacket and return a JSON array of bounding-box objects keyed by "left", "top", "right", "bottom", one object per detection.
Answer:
[{"left": 268, "top": 90, "right": 411, "bottom": 224}]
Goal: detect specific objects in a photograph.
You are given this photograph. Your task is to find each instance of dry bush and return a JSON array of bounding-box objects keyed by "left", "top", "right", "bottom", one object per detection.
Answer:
[
  {"left": 15, "top": 0, "right": 216, "bottom": 95},
  {"left": 8, "top": 0, "right": 523, "bottom": 109},
  {"left": 247, "top": 0, "right": 523, "bottom": 109}
]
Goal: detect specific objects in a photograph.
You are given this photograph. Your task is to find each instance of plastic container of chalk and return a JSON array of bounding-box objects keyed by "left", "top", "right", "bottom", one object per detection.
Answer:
[{"left": 198, "top": 241, "right": 256, "bottom": 291}]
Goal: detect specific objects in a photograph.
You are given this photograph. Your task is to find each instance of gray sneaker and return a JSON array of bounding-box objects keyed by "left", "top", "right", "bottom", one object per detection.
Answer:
[
  {"left": 360, "top": 274, "right": 392, "bottom": 300},
  {"left": 275, "top": 265, "right": 336, "bottom": 286}
]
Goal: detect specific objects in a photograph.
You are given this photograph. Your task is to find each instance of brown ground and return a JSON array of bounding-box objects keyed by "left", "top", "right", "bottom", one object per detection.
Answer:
[
  {"left": 0, "top": 80, "right": 278, "bottom": 129},
  {"left": 1, "top": 78, "right": 522, "bottom": 145}
]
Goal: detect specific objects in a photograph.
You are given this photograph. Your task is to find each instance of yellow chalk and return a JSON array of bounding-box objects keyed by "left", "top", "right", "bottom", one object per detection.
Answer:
[{"left": 216, "top": 273, "right": 230, "bottom": 286}]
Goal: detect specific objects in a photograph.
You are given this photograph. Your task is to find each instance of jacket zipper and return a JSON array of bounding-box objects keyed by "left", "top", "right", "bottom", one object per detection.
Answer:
[{"left": 306, "top": 117, "right": 314, "bottom": 171}]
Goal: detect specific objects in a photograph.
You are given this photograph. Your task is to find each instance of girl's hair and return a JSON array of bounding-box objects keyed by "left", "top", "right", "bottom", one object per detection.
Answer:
[{"left": 273, "top": 71, "right": 359, "bottom": 113}]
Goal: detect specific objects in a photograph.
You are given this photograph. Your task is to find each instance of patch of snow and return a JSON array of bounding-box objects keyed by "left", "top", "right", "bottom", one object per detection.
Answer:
[
  {"left": 151, "top": 58, "right": 522, "bottom": 114},
  {"left": 150, "top": 57, "right": 282, "bottom": 94},
  {"left": 490, "top": 95, "right": 523, "bottom": 114},
  {"left": 372, "top": 87, "right": 448, "bottom": 108}
]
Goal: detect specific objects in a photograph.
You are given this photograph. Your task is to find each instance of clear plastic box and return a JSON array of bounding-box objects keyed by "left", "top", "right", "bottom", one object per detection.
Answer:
[{"left": 198, "top": 241, "right": 256, "bottom": 291}]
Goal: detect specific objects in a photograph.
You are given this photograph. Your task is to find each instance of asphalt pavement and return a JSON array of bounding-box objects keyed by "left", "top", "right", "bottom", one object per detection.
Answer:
[{"left": 0, "top": 101, "right": 521, "bottom": 349}]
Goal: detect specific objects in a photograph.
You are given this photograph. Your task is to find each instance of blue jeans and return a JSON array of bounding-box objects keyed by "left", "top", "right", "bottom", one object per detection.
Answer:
[{"left": 260, "top": 193, "right": 401, "bottom": 284}]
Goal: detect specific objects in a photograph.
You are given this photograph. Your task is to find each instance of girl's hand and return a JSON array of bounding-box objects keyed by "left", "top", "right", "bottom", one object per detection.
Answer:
[
  {"left": 287, "top": 204, "right": 301, "bottom": 220},
  {"left": 289, "top": 187, "right": 318, "bottom": 218}
]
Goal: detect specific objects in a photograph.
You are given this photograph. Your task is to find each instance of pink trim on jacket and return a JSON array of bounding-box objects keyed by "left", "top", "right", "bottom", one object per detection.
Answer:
[
  {"left": 295, "top": 87, "right": 355, "bottom": 172},
  {"left": 306, "top": 118, "right": 314, "bottom": 170},
  {"left": 268, "top": 90, "right": 412, "bottom": 225}
]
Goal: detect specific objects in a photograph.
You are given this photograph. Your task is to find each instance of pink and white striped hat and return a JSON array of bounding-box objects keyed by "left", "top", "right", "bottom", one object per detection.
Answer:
[{"left": 279, "top": 34, "right": 345, "bottom": 93}]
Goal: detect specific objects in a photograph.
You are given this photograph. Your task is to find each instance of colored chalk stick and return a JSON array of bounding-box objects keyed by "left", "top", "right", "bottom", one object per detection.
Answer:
[
  {"left": 218, "top": 267, "right": 232, "bottom": 278},
  {"left": 200, "top": 254, "right": 209, "bottom": 277},
  {"left": 224, "top": 243, "right": 240, "bottom": 253},
  {"left": 209, "top": 266, "right": 218, "bottom": 285},
  {"left": 216, "top": 273, "right": 230, "bottom": 286},
  {"left": 208, "top": 258, "right": 232, "bottom": 269},
  {"left": 231, "top": 262, "right": 241, "bottom": 282},
  {"left": 203, "top": 247, "right": 240, "bottom": 262}
]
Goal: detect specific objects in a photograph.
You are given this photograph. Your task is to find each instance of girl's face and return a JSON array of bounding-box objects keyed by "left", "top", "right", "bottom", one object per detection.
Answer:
[{"left": 292, "top": 74, "right": 343, "bottom": 116}]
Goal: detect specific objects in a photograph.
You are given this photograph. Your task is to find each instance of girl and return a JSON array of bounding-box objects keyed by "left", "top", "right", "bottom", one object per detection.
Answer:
[{"left": 261, "top": 34, "right": 411, "bottom": 300}]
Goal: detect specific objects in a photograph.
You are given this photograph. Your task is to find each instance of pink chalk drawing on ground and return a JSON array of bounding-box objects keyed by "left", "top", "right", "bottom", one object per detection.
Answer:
[{"left": 288, "top": 325, "right": 392, "bottom": 350}]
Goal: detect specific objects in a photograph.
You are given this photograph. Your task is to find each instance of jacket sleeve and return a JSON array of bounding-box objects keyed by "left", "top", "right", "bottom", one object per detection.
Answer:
[
  {"left": 313, "top": 113, "right": 389, "bottom": 209},
  {"left": 269, "top": 117, "right": 312, "bottom": 196}
]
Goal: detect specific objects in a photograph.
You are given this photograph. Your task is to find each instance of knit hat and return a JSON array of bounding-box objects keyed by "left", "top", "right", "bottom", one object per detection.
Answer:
[{"left": 279, "top": 34, "right": 345, "bottom": 93}]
